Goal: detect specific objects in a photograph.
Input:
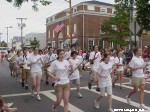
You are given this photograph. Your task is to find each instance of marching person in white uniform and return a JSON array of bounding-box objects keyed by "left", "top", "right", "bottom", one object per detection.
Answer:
[
  {"left": 28, "top": 47, "right": 44, "bottom": 101},
  {"left": 88, "top": 45, "right": 102, "bottom": 91},
  {"left": 126, "top": 47, "right": 148, "bottom": 110},
  {"left": 69, "top": 51, "right": 83, "bottom": 98},
  {"left": 94, "top": 53, "right": 114, "bottom": 112}
]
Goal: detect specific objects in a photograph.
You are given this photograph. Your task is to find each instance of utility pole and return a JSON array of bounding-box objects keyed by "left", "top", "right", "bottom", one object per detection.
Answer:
[
  {"left": 16, "top": 18, "right": 27, "bottom": 49},
  {"left": 65, "top": 0, "right": 72, "bottom": 47},
  {"left": 129, "top": 0, "right": 134, "bottom": 49},
  {"left": 0, "top": 33, "right": 2, "bottom": 47},
  {"left": 5, "top": 26, "right": 13, "bottom": 50}
]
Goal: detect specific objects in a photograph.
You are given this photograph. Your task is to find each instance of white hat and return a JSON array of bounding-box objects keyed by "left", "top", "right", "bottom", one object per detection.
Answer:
[{"left": 145, "top": 46, "right": 148, "bottom": 48}]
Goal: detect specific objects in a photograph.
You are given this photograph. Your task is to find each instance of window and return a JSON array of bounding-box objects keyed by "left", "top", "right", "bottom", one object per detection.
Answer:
[
  {"left": 110, "top": 41, "right": 117, "bottom": 48},
  {"left": 87, "top": 5, "right": 95, "bottom": 11},
  {"left": 48, "top": 30, "right": 50, "bottom": 38},
  {"left": 52, "top": 41, "right": 55, "bottom": 48},
  {"left": 98, "top": 39, "right": 104, "bottom": 49},
  {"left": 74, "top": 24, "right": 77, "bottom": 34},
  {"left": 67, "top": 25, "right": 69, "bottom": 35},
  {"left": 53, "top": 30, "right": 55, "bottom": 38},
  {"left": 100, "top": 8, "right": 107, "bottom": 13},
  {"left": 88, "top": 39, "right": 94, "bottom": 50}
]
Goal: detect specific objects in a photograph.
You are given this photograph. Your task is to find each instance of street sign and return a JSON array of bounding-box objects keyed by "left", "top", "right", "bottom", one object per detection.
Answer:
[{"left": 129, "top": 20, "right": 141, "bottom": 35}]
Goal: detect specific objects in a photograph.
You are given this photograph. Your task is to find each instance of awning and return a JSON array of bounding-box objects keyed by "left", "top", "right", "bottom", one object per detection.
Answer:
[
  {"left": 64, "top": 38, "right": 78, "bottom": 46},
  {"left": 64, "top": 39, "right": 70, "bottom": 45},
  {"left": 72, "top": 38, "right": 78, "bottom": 44}
]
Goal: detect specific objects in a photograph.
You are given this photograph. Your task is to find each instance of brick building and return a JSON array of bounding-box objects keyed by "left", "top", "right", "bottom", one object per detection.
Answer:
[{"left": 46, "top": 0, "right": 115, "bottom": 50}]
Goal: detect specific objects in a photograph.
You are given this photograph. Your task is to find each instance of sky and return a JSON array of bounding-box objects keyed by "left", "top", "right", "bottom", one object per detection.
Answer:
[{"left": 0, "top": 0, "right": 115, "bottom": 43}]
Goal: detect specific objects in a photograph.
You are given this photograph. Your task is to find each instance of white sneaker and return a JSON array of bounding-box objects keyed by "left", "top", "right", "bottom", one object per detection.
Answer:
[
  {"left": 94, "top": 99, "right": 99, "bottom": 109},
  {"left": 37, "top": 95, "right": 41, "bottom": 101},
  {"left": 126, "top": 96, "right": 131, "bottom": 105},
  {"left": 139, "top": 104, "right": 148, "bottom": 110},
  {"left": 52, "top": 105, "right": 57, "bottom": 112},
  {"left": 108, "top": 108, "right": 114, "bottom": 112},
  {"left": 31, "top": 89, "right": 34, "bottom": 97},
  {"left": 7, "top": 102, "right": 13, "bottom": 107},
  {"left": 77, "top": 93, "right": 83, "bottom": 98},
  {"left": 8, "top": 107, "right": 17, "bottom": 111}
]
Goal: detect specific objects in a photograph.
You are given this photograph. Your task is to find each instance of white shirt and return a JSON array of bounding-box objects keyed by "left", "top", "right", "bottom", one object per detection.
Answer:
[
  {"left": 77, "top": 55, "right": 83, "bottom": 63},
  {"left": 44, "top": 53, "right": 57, "bottom": 63},
  {"left": 28, "top": 54, "right": 43, "bottom": 72},
  {"left": 109, "top": 56, "right": 115, "bottom": 65},
  {"left": 19, "top": 54, "right": 31, "bottom": 69},
  {"left": 47, "top": 60, "right": 70, "bottom": 84},
  {"left": 114, "top": 57, "right": 124, "bottom": 71},
  {"left": 129, "top": 56, "right": 145, "bottom": 77},
  {"left": 64, "top": 50, "right": 71, "bottom": 60},
  {"left": 97, "top": 62, "right": 112, "bottom": 88},
  {"left": 14, "top": 56, "right": 22, "bottom": 68},
  {"left": 69, "top": 58, "right": 80, "bottom": 80},
  {"left": 82, "top": 53, "right": 86, "bottom": 60},
  {"left": 89, "top": 51, "right": 101, "bottom": 71}
]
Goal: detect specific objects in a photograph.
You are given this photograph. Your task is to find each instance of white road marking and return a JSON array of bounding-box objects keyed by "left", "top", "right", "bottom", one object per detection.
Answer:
[
  {"left": 115, "top": 83, "right": 150, "bottom": 94},
  {"left": 43, "top": 91, "right": 84, "bottom": 112},
  {"left": 84, "top": 88, "right": 150, "bottom": 112}
]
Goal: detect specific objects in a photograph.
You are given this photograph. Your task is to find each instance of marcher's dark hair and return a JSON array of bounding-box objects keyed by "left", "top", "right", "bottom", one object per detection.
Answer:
[
  {"left": 57, "top": 49, "right": 64, "bottom": 59},
  {"left": 92, "top": 45, "right": 98, "bottom": 50},
  {"left": 101, "top": 53, "right": 109, "bottom": 61},
  {"left": 133, "top": 47, "right": 140, "bottom": 55},
  {"left": 71, "top": 51, "right": 78, "bottom": 57}
]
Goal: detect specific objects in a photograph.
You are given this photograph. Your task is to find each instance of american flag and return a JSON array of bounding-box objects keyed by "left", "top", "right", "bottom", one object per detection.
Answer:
[{"left": 54, "top": 21, "right": 65, "bottom": 33}]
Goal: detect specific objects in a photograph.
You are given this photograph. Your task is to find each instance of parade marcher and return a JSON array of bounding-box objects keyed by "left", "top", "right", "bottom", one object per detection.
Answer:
[
  {"left": 112, "top": 51, "right": 124, "bottom": 89},
  {"left": 126, "top": 47, "right": 148, "bottom": 110},
  {"left": 88, "top": 45, "right": 102, "bottom": 91},
  {"left": 15, "top": 51, "right": 22, "bottom": 82},
  {"left": 69, "top": 51, "right": 83, "bottom": 98},
  {"left": 43, "top": 47, "right": 57, "bottom": 85},
  {"left": 39, "top": 49, "right": 45, "bottom": 82},
  {"left": 94, "top": 54, "right": 114, "bottom": 112},
  {"left": 8, "top": 49, "right": 16, "bottom": 77},
  {"left": 20, "top": 48, "right": 31, "bottom": 89},
  {"left": 64, "top": 45, "right": 75, "bottom": 60},
  {"left": 1, "top": 52, "right": 5, "bottom": 64},
  {"left": 47, "top": 49, "right": 73, "bottom": 112},
  {"left": 28, "top": 47, "right": 44, "bottom": 101}
]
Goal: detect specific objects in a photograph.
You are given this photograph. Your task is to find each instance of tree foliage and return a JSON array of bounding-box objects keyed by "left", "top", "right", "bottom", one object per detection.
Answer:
[
  {"left": 101, "top": 0, "right": 129, "bottom": 47},
  {"left": 30, "top": 38, "right": 40, "bottom": 48},
  {"left": 136, "top": 0, "right": 150, "bottom": 35},
  {"left": 6, "top": 0, "right": 52, "bottom": 11}
]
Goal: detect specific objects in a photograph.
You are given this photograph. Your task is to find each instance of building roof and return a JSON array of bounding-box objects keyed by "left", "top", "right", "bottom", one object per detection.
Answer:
[{"left": 81, "top": 0, "right": 114, "bottom": 6}]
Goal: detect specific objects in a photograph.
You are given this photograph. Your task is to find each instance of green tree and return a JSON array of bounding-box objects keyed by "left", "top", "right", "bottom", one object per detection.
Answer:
[
  {"left": 6, "top": 0, "right": 52, "bottom": 11},
  {"left": 136, "top": 0, "right": 150, "bottom": 35},
  {"left": 101, "top": 0, "right": 129, "bottom": 47},
  {"left": 30, "top": 37, "right": 40, "bottom": 48}
]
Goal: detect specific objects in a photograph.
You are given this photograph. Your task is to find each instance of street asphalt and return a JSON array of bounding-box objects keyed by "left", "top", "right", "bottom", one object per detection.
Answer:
[{"left": 0, "top": 60, "right": 150, "bottom": 112}]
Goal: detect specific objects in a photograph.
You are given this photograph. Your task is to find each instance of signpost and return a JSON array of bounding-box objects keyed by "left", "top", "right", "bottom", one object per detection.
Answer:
[{"left": 129, "top": 20, "right": 141, "bottom": 47}]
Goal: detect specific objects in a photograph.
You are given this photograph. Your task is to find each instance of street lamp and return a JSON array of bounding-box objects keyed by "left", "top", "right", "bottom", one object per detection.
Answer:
[{"left": 5, "top": 26, "right": 13, "bottom": 50}]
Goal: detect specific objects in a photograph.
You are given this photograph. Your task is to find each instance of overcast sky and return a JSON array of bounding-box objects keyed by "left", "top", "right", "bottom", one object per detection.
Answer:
[{"left": 0, "top": 0, "right": 115, "bottom": 42}]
